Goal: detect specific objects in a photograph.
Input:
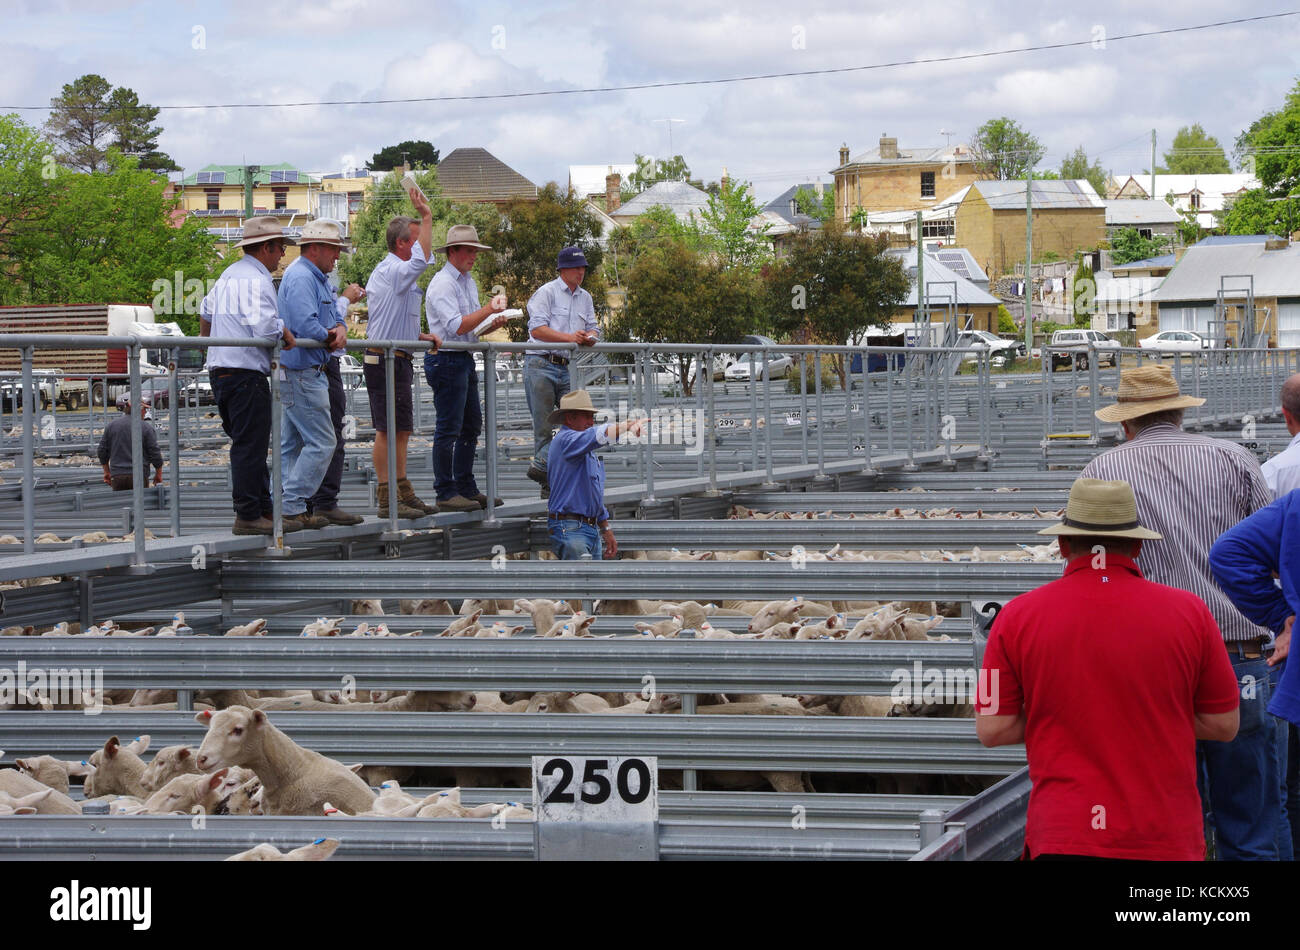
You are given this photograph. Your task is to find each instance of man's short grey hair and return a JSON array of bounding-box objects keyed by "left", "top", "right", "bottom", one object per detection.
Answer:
[
  {"left": 1128, "top": 407, "right": 1184, "bottom": 433},
  {"left": 386, "top": 216, "right": 416, "bottom": 252},
  {"left": 1281, "top": 374, "right": 1300, "bottom": 421}
]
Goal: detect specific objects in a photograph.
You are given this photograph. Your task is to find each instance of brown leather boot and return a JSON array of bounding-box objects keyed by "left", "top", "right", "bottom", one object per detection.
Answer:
[
  {"left": 398, "top": 477, "right": 436, "bottom": 515},
  {"left": 377, "top": 482, "right": 424, "bottom": 520}
]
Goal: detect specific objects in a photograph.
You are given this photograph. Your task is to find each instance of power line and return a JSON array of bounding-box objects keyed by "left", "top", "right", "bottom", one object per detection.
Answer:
[{"left": 6, "top": 12, "right": 1295, "bottom": 112}]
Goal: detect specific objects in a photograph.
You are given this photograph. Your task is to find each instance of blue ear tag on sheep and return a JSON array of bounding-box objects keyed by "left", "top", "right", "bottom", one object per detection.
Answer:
[{"left": 313, "top": 838, "right": 326, "bottom": 845}]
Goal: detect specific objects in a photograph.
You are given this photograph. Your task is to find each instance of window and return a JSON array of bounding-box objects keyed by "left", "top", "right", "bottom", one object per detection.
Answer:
[
  {"left": 921, "top": 219, "right": 954, "bottom": 239},
  {"left": 205, "top": 189, "right": 220, "bottom": 211},
  {"left": 920, "top": 171, "right": 936, "bottom": 198},
  {"left": 1189, "top": 192, "right": 1201, "bottom": 210},
  {"left": 1138, "top": 228, "right": 1152, "bottom": 239},
  {"left": 273, "top": 188, "right": 288, "bottom": 211},
  {"left": 348, "top": 191, "right": 364, "bottom": 215}
]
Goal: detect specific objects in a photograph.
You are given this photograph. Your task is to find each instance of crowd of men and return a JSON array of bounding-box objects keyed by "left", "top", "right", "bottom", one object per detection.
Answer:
[{"left": 195, "top": 194, "right": 618, "bottom": 557}]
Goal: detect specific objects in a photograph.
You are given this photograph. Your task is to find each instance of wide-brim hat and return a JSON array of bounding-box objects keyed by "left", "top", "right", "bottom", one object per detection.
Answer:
[
  {"left": 235, "top": 215, "right": 297, "bottom": 249},
  {"left": 547, "top": 389, "right": 599, "bottom": 426},
  {"left": 557, "top": 245, "right": 589, "bottom": 269},
  {"left": 1095, "top": 364, "right": 1205, "bottom": 422},
  {"left": 434, "top": 224, "right": 492, "bottom": 253},
  {"left": 1038, "top": 477, "right": 1163, "bottom": 540},
  {"left": 298, "top": 218, "right": 350, "bottom": 249}
]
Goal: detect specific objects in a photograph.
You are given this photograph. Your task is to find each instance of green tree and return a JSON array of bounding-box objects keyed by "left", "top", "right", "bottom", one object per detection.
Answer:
[
  {"left": 477, "top": 182, "right": 607, "bottom": 340},
  {"left": 620, "top": 153, "right": 691, "bottom": 200},
  {"left": 1109, "top": 227, "right": 1172, "bottom": 266},
  {"left": 1222, "top": 189, "right": 1296, "bottom": 237},
  {"left": 792, "top": 185, "right": 835, "bottom": 224},
  {"left": 1059, "top": 145, "right": 1109, "bottom": 197},
  {"left": 1071, "top": 260, "right": 1095, "bottom": 326},
  {"left": 44, "top": 74, "right": 176, "bottom": 173},
  {"left": 0, "top": 114, "right": 64, "bottom": 303},
  {"left": 996, "top": 304, "right": 1016, "bottom": 334},
  {"left": 1159, "top": 123, "right": 1231, "bottom": 175},
  {"left": 764, "top": 222, "right": 910, "bottom": 387},
  {"left": 604, "top": 205, "right": 703, "bottom": 288},
  {"left": 1235, "top": 79, "right": 1300, "bottom": 194},
  {"left": 970, "top": 117, "right": 1046, "bottom": 180},
  {"left": 367, "top": 140, "right": 439, "bottom": 171},
  {"left": 698, "top": 181, "right": 769, "bottom": 269}
]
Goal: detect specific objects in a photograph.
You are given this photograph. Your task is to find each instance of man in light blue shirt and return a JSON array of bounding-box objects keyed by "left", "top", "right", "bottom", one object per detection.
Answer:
[
  {"left": 423, "top": 224, "right": 509, "bottom": 512},
  {"left": 524, "top": 245, "right": 599, "bottom": 495},
  {"left": 199, "top": 216, "right": 297, "bottom": 535},
  {"left": 1263, "top": 375, "right": 1300, "bottom": 497},
  {"left": 277, "top": 219, "right": 350, "bottom": 530}
]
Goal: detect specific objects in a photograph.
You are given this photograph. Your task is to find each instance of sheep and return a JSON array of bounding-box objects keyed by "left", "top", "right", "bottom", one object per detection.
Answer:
[
  {"left": 0, "top": 788, "right": 53, "bottom": 814},
  {"left": 0, "top": 769, "right": 80, "bottom": 814},
  {"left": 440, "top": 610, "right": 482, "bottom": 637},
  {"left": 219, "top": 780, "right": 263, "bottom": 815},
  {"left": 84, "top": 735, "right": 150, "bottom": 798},
  {"left": 351, "top": 599, "right": 384, "bottom": 615},
  {"left": 634, "top": 617, "right": 683, "bottom": 638},
  {"left": 226, "top": 838, "right": 340, "bottom": 862},
  {"left": 471, "top": 691, "right": 531, "bottom": 713},
  {"left": 224, "top": 619, "right": 267, "bottom": 637},
  {"left": 544, "top": 616, "right": 597, "bottom": 638},
  {"left": 524, "top": 691, "right": 611, "bottom": 714},
  {"left": 142, "top": 769, "right": 241, "bottom": 814},
  {"left": 299, "top": 617, "right": 344, "bottom": 637},
  {"left": 660, "top": 601, "right": 716, "bottom": 630},
  {"left": 513, "top": 598, "right": 567, "bottom": 635},
  {"left": 791, "top": 613, "right": 847, "bottom": 640},
  {"left": 14, "top": 756, "right": 94, "bottom": 794},
  {"left": 475, "top": 621, "right": 525, "bottom": 638},
  {"left": 400, "top": 598, "right": 452, "bottom": 615},
  {"left": 194, "top": 706, "right": 377, "bottom": 816},
  {"left": 694, "top": 622, "right": 760, "bottom": 640},
  {"left": 747, "top": 597, "right": 807, "bottom": 633},
  {"left": 139, "top": 745, "right": 200, "bottom": 792}
]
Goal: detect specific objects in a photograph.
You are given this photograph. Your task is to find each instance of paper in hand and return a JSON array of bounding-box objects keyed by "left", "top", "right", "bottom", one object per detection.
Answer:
[
  {"left": 472, "top": 308, "right": 525, "bottom": 336},
  {"left": 400, "top": 172, "right": 428, "bottom": 204}
]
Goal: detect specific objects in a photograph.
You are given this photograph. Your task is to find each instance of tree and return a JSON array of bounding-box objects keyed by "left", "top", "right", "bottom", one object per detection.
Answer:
[
  {"left": 1071, "top": 260, "right": 1095, "bottom": 326},
  {"left": 1159, "top": 123, "right": 1231, "bottom": 175},
  {"left": 1109, "top": 227, "right": 1172, "bottom": 266},
  {"left": 1235, "top": 79, "right": 1300, "bottom": 194},
  {"left": 620, "top": 153, "right": 691, "bottom": 200},
  {"left": 367, "top": 140, "right": 439, "bottom": 171},
  {"left": 476, "top": 182, "right": 607, "bottom": 340},
  {"left": 0, "top": 114, "right": 64, "bottom": 303},
  {"left": 697, "top": 181, "right": 769, "bottom": 269},
  {"left": 764, "top": 222, "right": 911, "bottom": 387},
  {"left": 1059, "top": 145, "right": 1109, "bottom": 197},
  {"left": 1222, "top": 189, "right": 1296, "bottom": 237},
  {"left": 969, "top": 117, "right": 1046, "bottom": 180},
  {"left": 44, "top": 74, "right": 176, "bottom": 173},
  {"left": 793, "top": 185, "right": 835, "bottom": 224},
  {"left": 604, "top": 205, "right": 703, "bottom": 288}
]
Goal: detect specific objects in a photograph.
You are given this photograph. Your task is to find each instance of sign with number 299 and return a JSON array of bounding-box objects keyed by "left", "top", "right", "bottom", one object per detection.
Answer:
[{"left": 532, "top": 756, "right": 658, "bottom": 823}]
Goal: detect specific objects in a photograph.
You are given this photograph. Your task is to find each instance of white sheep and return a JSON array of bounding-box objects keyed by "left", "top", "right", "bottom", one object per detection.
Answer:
[
  {"left": 225, "top": 838, "right": 340, "bottom": 862},
  {"left": 83, "top": 735, "right": 151, "bottom": 798},
  {"left": 14, "top": 755, "right": 94, "bottom": 794},
  {"left": 139, "top": 745, "right": 200, "bottom": 792},
  {"left": 0, "top": 769, "right": 81, "bottom": 814}
]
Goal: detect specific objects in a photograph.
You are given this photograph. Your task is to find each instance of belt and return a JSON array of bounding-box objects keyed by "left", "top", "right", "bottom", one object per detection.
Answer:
[
  {"left": 548, "top": 511, "right": 600, "bottom": 526},
  {"left": 1225, "top": 636, "right": 1269, "bottom": 659},
  {"left": 364, "top": 348, "right": 413, "bottom": 360},
  {"left": 210, "top": 367, "right": 266, "bottom": 379},
  {"left": 534, "top": 354, "right": 569, "bottom": 366}
]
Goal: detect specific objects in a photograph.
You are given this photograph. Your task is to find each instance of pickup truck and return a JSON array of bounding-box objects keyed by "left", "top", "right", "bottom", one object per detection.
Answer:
[{"left": 1050, "top": 329, "right": 1120, "bottom": 370}]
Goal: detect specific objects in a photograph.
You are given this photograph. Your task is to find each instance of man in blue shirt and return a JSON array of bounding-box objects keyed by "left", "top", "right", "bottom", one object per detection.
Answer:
[
  {"left": 545, "top": 390, "right": 645, "bottom": 560},
  {"left": 276, "top": 219, "right": 350, "bottom": 530},
  {"left": 524, "top": 245, "right": 599, "bottom": 496}
]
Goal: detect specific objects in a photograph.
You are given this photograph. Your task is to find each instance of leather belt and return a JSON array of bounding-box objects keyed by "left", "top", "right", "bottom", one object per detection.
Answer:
[
  {"left": 1225, "top": 636, "right": 1269, "bottom": 659},
  {"left": 535, "top": 354, "right": 569, "bottom": 366},
  {"left": 364, "top": 347, "right": 413, "bottom": 360},
  {"left": 210, "top": 367, "right": 266, "bottom": 378},
  {"left": 548, "top": 511, "right": 599, "bottom": 526}
]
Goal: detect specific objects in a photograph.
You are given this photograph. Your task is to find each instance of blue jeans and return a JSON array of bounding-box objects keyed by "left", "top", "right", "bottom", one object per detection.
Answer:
[
  {"left": 1198, "top": 651, "right": 1286, "bottom": 860},
  {"left": 425, "top": 351, "right": 481, "bottom": 501},
  {"left": 548, "top": 518, "right": 602, "bottom": 560},
  {"left": 279, "top": 367, "right": 337, "bottom": 516},
  {"left": 524, "top": 356, "right": 570, "bottom": 475}
]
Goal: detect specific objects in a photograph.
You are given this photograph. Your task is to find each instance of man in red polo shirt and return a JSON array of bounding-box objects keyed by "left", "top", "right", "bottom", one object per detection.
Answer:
[{"left": 977, "top": 478, "right": 1240, "bottom": 860}]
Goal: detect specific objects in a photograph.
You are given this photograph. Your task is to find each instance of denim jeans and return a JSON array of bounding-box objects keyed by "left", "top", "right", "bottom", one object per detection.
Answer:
[
  {"left": 1198, "top": 651, "right": 1286, "bottom": 860},
  {"left": 1288, "top": 720, "right": 1300, "bottom": 857},
  {"left": 213, "top": 369, "right": 271, "bottom": 521},
  {"left": 308, "top": 358, "right": 346, "bottom": 512},
  {"left": 425, "top": 351, "right": 481, "bottom": 500},
  {"left": 279, "top": 368, "right": 336, "bottom": 516},
  {"left": 1272, "top": 659, "right": 1295, "bottom": 860},
  {"left": 548, "top": 518, "right": 602, "bottom": 560},
  {"left": 524, "top": 356, "right": 570, "bottom": 474}
]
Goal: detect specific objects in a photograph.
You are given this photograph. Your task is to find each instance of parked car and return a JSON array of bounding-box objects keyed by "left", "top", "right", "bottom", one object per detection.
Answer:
[
  {"left": 724, "top": 336, "right": 794, "bottom": 381},
  {"left": 1050, "top": 329, "right": 1120, "bottom": 370},
  {"left": 1138, "top": 330, "right": 1209, "bottom": 355},
  {"left": 114, "top": 376, "right": 176, "bottom": 410},
  {"left": 956, "top": 330, "right": 1026, "bottom": 363}
]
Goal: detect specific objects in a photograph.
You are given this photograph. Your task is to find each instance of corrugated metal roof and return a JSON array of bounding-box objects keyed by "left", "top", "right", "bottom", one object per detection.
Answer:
[
  {"left": 841, "top": 144, "right": 975, "bottom": 167},
  {"left": 1151, "top": 239, "right": 1300, "bottom": 302},
  {"left": 1194, "top": 234, "right": 1284, "bottom": 246},
  {"left": 760, "top": 182, "right": 832, "bottom": 224},
  {"left": 969, "top": 179, "right": 1104, "bottom": 210},
  {"left": 613, "top": 180, "right": 712, "bottom": 222},
  {"left": 181, "top": 163, "right": 317, "bottom": 187},
  {"left": 929, "top": 248, "right": 987, "bottom": 284},
  {"left": 437, "top": 147, "right": 538, "bottom": 202},
  {"left": 1102, "top": 199, "right": 1183, "bottom": 226},
  {"left": 1110, "top": 253, "right": 1176, "bottom": 271},
  {"left": 886, "top": 250, "right": 1000, "bottom": 307}
]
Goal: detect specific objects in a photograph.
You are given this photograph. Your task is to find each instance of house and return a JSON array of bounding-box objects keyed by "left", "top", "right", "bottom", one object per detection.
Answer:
[
  {"left": 1102, "top": 198, "right": 1183, "bottom": 241},
  {"left": 178, "top": 163, "right": 321, "bottom": 247},
  {"left": 1088, "top": 275, "right": 1164, "bottom": 335},
  {"left": 1108, "top": 173, "right": 1259, "bottom": 229},
  {"left": 314, "top": 169, "right": 378, "bottom": 234},
  {"left": 886, "top": 249, "right": 1002, "bottom": 333},
  {"left": 436, "top": 147, "right": 538, "bottom": 206},
  {"left": 1150, "top": 234, "right": 1300, "bottom": 345},
  {"left": 744, "top": 182, "right": 829, "bottom": 254},
  {"left": 954, "top": 180, "right": 1106, "bottom": 278},
  {"left": 863, "top": 185, "right": 969, "bottom": 246},
  {"left": 831, "top": 136, "right": 983, "bottom": 222},
  {"left": 569, "top": 164, "right": 636, "bottom": 205},
  {"left": 610, "top": 180, "right": 711, "bottom": 226},
  {"left": 1109, "top": 253, "right": 1176, "bottom": 280}
]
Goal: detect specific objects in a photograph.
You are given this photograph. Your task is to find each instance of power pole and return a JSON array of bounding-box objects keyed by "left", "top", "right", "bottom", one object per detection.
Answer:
[
  {"left": 1024, "top": 175, "right": 1033, "bottom": 355},
  {"left": 1150, "top": 130, "right": 1156, "bottom": 199},
  {"left": 243, "top": 164, "right": 260, "bottom": 218},
  {"left": 916, "top": 211, "right": 926, "bottom": 329}
]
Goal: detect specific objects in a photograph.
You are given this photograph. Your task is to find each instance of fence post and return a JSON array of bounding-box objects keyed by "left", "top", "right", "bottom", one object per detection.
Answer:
[
  {"left": 128, "top": 343, "right": 149, "bottom": 571},
  {"left": 705, "top": 347, "right": 717, "bottom": 493},
  {"left": 168, "top": 347, "right": 181, "bottom": 538},
  {"left": 20, "top": 347, "right": 34, "bottom": 556},
  {"left": 643, "top": 347, "right": 657, "bottom": 505},
  {"left": 384, "top": 346, "right": 400, "bottom": 540},
  {"left": 482, "top": 346, "right": 499, "bottom": 526},
  {"left": 813, "top": 348, "right": 827, "bottom": 480}
]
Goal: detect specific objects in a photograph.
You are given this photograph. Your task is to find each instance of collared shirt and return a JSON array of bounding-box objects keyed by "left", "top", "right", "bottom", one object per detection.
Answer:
[
  {"left": 97, "top": 414, "right": 164, "bottom": 476},
  {"left": 364, "top": 242, "right": 429, "bottom": 343},
  {"left": 278, "top": 256, "right": 342, "bottom": 370},
  {"left": 425, "top": 261, "right": 482, "bottom": 345},
  {"left": 1262, "top": 431, "right": 1300, "bottom": 498},
  {"left": 332, "top": 297, "right": 349, "bottom": 360},
  {"left": 979, "top": 554, "right": 1239, "bottom": 860},
  {"left": 1080, "top": 422, "right": 1273, "bottom": 642},
  {"left": 527, "top": 276, "right": 598, "bottom": 358},
  {"left": 547, "top": 424, "right": 612, "bottom": 523},
  {"left": 200, "top": 255, "right": 282, "bottom": 373}
]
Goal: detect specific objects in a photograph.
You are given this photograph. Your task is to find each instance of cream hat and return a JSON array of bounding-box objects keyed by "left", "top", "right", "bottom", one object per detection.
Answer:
[
  {"left": 1095, "top": 364, "right": 1205, "bottom": 422},
  {"left": 547, "top": 389, "right": 599, "bottom": 426},
  {"left": 434, "top": 224, "right": 492, "bottom": 253},
  {"left": 1038, "top": 478, "right": 1162, "bottom": 540},
  {"left": 235, "top": 215, "right": 297, "bottom": 249},
  {"left": 298, "top": 218, "right": 349, "bottom": 249}
]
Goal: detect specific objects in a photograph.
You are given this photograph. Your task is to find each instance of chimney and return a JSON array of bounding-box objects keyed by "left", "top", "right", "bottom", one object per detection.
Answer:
[
  {"left": 605, "top": 170, "right": 621, "bottom": 215},
  {"left": 1266, "top": 236, "right": 1289, "bottom": 251},
  {"left": 879, "top": 136, "right": 899, "bottom": 160},
  {"left": 721, "top": 166, "right": 730, "bottom": 194},
  {"left": 838, "top": 143, "right": 850, "bottom": 166}
]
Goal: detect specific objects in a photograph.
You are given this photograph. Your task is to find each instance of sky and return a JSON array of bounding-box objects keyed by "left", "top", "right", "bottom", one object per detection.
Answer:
[{"left": 5, "top": 1, "right": 1298, "bottom": 203}]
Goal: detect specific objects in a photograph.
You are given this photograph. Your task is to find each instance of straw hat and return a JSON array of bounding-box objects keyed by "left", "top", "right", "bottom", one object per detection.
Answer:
[
  {"left": 547, "top": 389, "right": 600, "bottom": 426},
  {"left": 298, "top": 218, "right": 349, "bottom": 249},
  {"left": 235, "top": 216, "right": 297, "bottom": 249},
  {"left": 434, "top": 224, "right": 492, "bottom": 253},
  {"left": 1094, "top": 364, "right": 1205, "bottom": 422},
  {"left": 1038, "top": 478, "right": 1162, "bottom": 540}
]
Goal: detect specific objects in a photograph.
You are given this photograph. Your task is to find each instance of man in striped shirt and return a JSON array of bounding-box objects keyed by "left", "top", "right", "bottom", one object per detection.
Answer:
[{"left": 1081, "top": 363, "right": 1284, "bottom": 860}]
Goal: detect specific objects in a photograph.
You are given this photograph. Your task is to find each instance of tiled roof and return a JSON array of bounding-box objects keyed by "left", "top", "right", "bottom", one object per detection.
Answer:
[{"left": 437, "top": 147, "right": 538, "bottom": 202}]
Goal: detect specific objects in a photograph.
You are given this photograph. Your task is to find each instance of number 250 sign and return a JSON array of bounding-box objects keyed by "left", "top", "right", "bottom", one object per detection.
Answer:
[{"left": 532, "top": 756, "right": 658, "bottom": 822}]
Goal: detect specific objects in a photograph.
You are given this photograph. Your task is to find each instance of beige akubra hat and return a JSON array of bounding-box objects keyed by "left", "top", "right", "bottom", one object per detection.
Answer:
[
  {"left": 1038, "top": 478, "right": 1162, "bottom": 540},
  {"left": 297, "top": 218, "right": 350, "bottom": 249},
  {"left": 235, "top": 215, "right": 297, "bottom": 248},
  {"left": 434, "top": 224, "right": 492, "bottom": 253},
  {"left": 547, "top": 389, "right": 600, "bottom": 426},
  {"left": 1094, "top": 364, "right": 1205, "bottom": 422}
]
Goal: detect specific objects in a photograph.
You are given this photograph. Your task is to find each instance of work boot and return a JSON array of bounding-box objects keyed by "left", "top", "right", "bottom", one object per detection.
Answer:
[
  {"left": 232, "top": 516, "right": 274, "bottom": 536},
  {"left": 317, "top": 507, "right": 364, "bottom": 526},
  {"left": 398, "top": 477, "right": 437, "bottom": 515},
  {"left": 436, "top": 495, "right": 481, "bottom": 513},
  {"left": 299, "top": 512, "right": 331, "bottom": 530},
  {"left": 377, "top": 483, "right": 424, "bottom": 520},
  {"left": 277, "top": 514, "right": 307, "bottom": 533},
  {"left": 472, "top": 493, "right": 504, "bottom": 509},
  {"left": 526, "top": 466, "right": 549, "bottom": 488}
]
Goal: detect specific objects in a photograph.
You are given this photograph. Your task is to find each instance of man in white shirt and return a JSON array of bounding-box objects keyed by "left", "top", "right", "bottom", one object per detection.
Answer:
[{"left": 199, "top": 216, "right": 297, "bottom": 536}]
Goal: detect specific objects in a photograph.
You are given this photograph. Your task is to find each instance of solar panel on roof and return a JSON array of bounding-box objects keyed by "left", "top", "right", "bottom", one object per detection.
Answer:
[
  {"left": 196, "top": 171, "right": 225, "bottom": 184},
  {"left": 268, "top": 170, "right": 299, "bottom": 183}
]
